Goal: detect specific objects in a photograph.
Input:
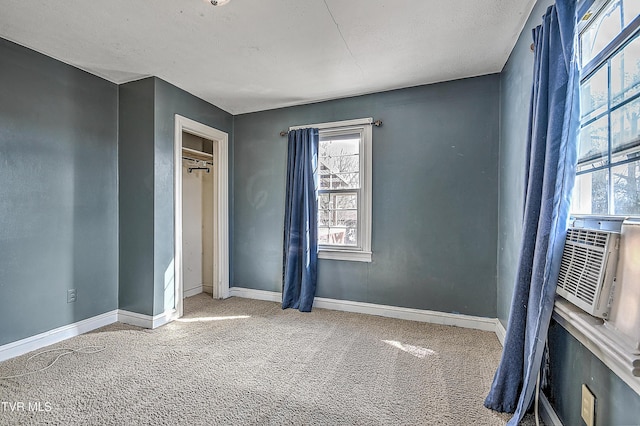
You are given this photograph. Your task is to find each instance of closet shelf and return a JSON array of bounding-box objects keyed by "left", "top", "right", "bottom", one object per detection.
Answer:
[{"left": 182, "top": 147, "right": 213, "bottom": 161}]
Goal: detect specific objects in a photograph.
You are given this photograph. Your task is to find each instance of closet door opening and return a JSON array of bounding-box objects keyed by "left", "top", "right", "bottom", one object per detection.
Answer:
[
  {"left": 181, "top": 132, "right": 215, "bottom": 299},
  {"left": 173, "top": 115, "right": 229, "bottom": 320}
]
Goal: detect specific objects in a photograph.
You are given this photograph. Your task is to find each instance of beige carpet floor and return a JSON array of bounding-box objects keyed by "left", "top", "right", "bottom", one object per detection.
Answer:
[{"left": 0, "top": 294, "right": 536, "bottom": 425}]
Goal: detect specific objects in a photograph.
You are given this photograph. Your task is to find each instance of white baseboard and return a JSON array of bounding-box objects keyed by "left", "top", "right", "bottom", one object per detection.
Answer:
[
  {"left": 202, "top": 284, "right": 213, "bottom": 294},
  {"left": 0, "top": 310, "right": 118, "bottom": 362},
  {"left": 117, "top": 309, "right": 175, "bottom": 329},
  {"left": 540, "top": 392, "right": 563, "bottom": 426},
  {"left": 495, "top": 320, "right": 506, "bottom": 346},
  {"left": 183, "top": 286, "right": 203, "bottom": 298},
  {"left": 0, "top": 307, "right": 181, "bottom": 363},
  {"left": 228, "top": 287, "right": 499, "bottom": 332},
  {"left": 229, "top": 287, "right": 281, "bottom": 303}
]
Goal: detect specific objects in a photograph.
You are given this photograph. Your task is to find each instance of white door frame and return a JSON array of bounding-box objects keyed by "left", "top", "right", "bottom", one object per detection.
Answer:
[{"left": 173, "top": 114, "right": 229, "bottom": 319}]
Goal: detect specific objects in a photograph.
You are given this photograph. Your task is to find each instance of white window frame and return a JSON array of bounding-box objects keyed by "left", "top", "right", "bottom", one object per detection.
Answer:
[
  {"left": 289, "top": 117, "right": 372, "bottom": 262},
  {"left": 572, "top": 0, "right": 640, "bottom": 217}
]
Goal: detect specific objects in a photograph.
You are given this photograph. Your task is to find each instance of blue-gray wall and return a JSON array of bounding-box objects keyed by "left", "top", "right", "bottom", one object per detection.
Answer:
[
  {"left": 118, "top": 78, "right": 156, "bottom": 316},
  {"left": 548, "top": 321, "right": 640, "bottom": 425},
  {"left": 234, "top": 76, "right": 501, "bottom": 317},
  {"left": 119, "top": 77, "right": 234, "bottom": 316},
  {"left": 498, "top": 0, "right": 640, "bottom": 422},
  {"left": 0, "top": 38, "right": 118, "bottom": 345}
]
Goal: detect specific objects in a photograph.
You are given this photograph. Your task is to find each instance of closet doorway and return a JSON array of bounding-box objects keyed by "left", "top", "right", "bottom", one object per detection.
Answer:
[
  {"left": 173, "top": 115, "right": 229, "bottom": 319},
  {"left": 182, "top": 133, "right": 214, "bottom": 298}
]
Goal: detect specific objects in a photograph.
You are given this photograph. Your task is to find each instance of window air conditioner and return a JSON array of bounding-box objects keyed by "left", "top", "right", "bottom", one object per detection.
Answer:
[{"left": 556, "top": 227, "right": 620, "bottom": 319}]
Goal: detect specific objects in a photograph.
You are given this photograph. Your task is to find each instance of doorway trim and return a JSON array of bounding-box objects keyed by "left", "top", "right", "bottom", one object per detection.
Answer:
[{"left": 173, "top": 114, "right": 229, "bottom": 319}]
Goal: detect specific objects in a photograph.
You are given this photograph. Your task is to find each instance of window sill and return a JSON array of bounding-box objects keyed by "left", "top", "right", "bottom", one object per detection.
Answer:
[
  {"left": 318, "top": 249, "right": 372, "bottom": 263},
  {"left": 552, "top": 297, "right": 640, "bottom": 396}
]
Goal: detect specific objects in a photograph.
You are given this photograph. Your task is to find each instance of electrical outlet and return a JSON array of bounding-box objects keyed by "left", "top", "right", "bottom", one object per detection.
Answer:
[
  {"left": 67, "top": 288, "right": 77, "bottom": 303},
  {"left": 582, "top": 384, "right": 596, "bottom": 426}
]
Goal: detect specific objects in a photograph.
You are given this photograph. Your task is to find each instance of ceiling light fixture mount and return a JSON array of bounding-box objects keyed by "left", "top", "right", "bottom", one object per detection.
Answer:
[{"left": 210, "top": 0, "right": 231, "bottom": 5}]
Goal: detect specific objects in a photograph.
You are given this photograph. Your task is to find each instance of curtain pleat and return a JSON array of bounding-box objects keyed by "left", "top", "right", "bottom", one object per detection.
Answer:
[
  {"left": 282, "top": 128, "right": 319, "bottom": 312},
  {"left": 484, "top": 1, "right": 579, "bottom": 424}
]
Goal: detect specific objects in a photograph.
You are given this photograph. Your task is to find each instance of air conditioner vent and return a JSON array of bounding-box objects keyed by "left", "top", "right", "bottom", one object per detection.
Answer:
[
  {"left": 556, "top": 228, "right": 620, "bottom": 318},
  {"left": 565, "top": 227, "right": 609, "bottom": 248}
]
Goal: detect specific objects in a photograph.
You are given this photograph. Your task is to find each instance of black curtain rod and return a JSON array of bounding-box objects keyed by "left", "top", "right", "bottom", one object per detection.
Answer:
[{"left": 279, "top": 119, "right": 382, "bottom": 137}]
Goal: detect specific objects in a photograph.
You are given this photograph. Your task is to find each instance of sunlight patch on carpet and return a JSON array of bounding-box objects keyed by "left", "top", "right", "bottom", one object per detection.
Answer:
[
  {"left": 383, "top": 340, "right": 436, "bottom": 358},
  {"left": 176, "top": 315, "right": 251, "bottom": 323}
]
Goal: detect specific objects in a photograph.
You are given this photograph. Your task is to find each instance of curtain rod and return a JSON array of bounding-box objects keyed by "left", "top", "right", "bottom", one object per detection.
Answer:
[{"left": 279, "top": 119, "right": 382, "bottom": 137}]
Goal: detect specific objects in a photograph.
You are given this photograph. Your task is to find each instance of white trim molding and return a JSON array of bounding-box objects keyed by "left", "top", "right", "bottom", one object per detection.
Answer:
[
  {"left": 495, "top": 320, "right": 507, "bottom": 346},
  {"left": 0, "top": 308, "right": 180, "bottom": 362},
  {"left": 0, "top": 310, "right": 118, "bottom": 362},
  {"left": 118, "top": 309, "right": 176, "bottom": 329},
  {"left": 553, "top": 298, "right": 640, "bottom": 396},
  {"left": 540, "top": 392, "right": 563, "bottom": 426},
  {"left": 313, "top": 297, "right": 498, "bottom": 331},
  {"left": 229, "top": 287, "right": 281, "bottom": 303},
  {"left": 228, "top": 287, "right": 499, "bottom": 332},
  {"left": 318, "top": 249, "right": 372, "bottom": 263},
  {"left": 183, "top": 286, "right": 204, "bottom": 298}
]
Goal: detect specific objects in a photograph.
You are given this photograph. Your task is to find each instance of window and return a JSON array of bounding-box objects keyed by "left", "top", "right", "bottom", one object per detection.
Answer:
[
  {"left": 291, "top": 118, "right": 372, "bottom": 262},
  {"left": 572, "top": 0, "right": 640, "bottom": 216},
  {"left": 563, "top": 0, "right": 640, "bottom": 396}
]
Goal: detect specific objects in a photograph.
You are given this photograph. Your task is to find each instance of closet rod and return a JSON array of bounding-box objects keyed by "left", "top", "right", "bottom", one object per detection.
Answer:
[
  {"left": 182, "top": 155, "right": 213, "bottom": 165},
  {"left": 188, "top": 167, "right": 210, "bottom": 173}
]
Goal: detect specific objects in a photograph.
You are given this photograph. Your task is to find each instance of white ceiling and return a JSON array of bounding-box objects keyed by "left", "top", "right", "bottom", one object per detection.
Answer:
[{"left": 0, "top": 0, "right": 537, "bottom": 114}]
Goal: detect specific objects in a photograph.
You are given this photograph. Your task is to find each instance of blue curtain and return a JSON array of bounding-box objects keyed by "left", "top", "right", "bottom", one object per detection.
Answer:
[
  {"left": 484, "top": 1, "right": 579, "bottom": 424},
  {"left": 282, "top": 128, "right": 319, "bottom": 312}
]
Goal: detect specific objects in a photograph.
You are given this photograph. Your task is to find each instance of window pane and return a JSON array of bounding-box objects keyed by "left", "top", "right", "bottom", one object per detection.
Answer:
[
  {"left": 319, "top": 172, "right": 359, "bottom": 190},
  {"left": 581, "top": 0, "right": 623, "bottom": 66},
  {"left": 318, "top": 207, "right": 357, "bottom": 227},
  {"left": 318, "top": 130, "right": 364, "bottom": 248},
  {"left": 611, "top": 33, "right": 640, "bottom": 106},
  {"left": 318, "top": 209, "right": 358, "bottom": 226},
  {"left": 319, "top": 151, "right": 359, "bottom": 174},
  {"left": 319, "top": 137, "right": 359, "bottom": 169},
  {"left": 318, "top": 193, "right": 330, "bottom": 210},
  {"left": 612, "top": 159, "right": 640, "bottom": 214},
  {"left": 318, "top": 192, "right": 358, "bottom": 246},
  {"left": 332, "top": 193, "right": 357, "bottom": 209},
  {"left": 318, "top": 226, "right": 357, "bottom": 246},
  {"left": 319, "top": 192, "right": 357, "bottom": 210},
  {"left": 581, "top": 66, "right": 608, "bottom": 120},
  {"left": 319, "top": 209, "right": 330, "bottom": 226},
  {"left": 611, "top": 146, "right": 640, "bottom": 165},
  {"left": 320, "top": 154, "right": 359, "bottom": 174},
  {"left": 319, "top": 136, "right": 360, "bottom": 190},
  {"left": 623, "top": 0, "right": 640, "bottom": 28},
  {"left": 572, "top": 170, "right": 609, "bottom": 214},
  {"left": 331, "top": 210, "right": 357, "bottom": 227},
  {"left": 578, "top": 115, "right": 610, "bottom": 164},
  {"left": 611, "top": 96, "right": 640, "bottom": 154},
  {"left": 318, "top": 227, "right": 330, "bottom": 244}
]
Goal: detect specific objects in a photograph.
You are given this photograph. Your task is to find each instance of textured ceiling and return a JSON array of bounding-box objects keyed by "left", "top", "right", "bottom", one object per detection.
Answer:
[{"left": 0, "top": 0, "right": 537, "bottom": 114}]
